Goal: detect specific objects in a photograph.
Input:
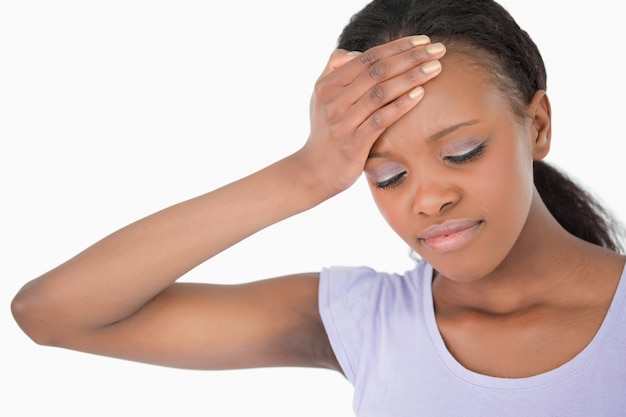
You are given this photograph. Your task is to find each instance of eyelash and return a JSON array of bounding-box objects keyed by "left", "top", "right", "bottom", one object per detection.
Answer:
[
  {"left": 373, "top": 143, "right": 487, "bottom": 190},
  {"left": 375, "top": 171, "right": 407, "bottom": 190},
  {"left": 444, "top": 143, "right": 486, "bottom": 164}
]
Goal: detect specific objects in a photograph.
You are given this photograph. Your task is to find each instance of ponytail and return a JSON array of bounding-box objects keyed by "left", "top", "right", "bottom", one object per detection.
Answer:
[{"left": 533, "top": 160, "right": 624, "bottom": 253}]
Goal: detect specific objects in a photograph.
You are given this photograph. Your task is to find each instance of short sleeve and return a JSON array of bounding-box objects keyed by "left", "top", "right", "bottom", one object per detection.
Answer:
[{"left": 318, "top": 266, "right": 384, "bottom": 383}]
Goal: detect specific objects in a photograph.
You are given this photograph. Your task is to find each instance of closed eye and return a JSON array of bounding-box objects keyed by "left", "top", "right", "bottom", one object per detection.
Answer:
[
  {"left": 444, "top": 143, "right": 486, "bottom": 164},
  {"left": 374, "top": 171, "right": 407, "bottom": 190}
]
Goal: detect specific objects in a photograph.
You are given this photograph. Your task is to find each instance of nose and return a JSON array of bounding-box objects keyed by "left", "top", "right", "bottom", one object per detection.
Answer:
[{"left": 411, "top": 180, "right": 460, "bottom": 217}]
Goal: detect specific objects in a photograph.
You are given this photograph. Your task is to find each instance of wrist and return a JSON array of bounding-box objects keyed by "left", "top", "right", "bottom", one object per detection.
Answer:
[
  {"left": 275, "top": 151, "right": 338, "bottom": 208},
  {"left": 285, "top": 149, "right": 348, "bottom": 204}
]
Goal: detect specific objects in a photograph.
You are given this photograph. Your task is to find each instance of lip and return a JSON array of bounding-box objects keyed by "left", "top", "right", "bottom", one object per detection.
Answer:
[{"left": 418, "top": 219, "right": 482, "bottom": 254}]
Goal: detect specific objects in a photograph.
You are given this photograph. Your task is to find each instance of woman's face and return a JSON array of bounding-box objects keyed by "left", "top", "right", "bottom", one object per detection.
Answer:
[{"left": 364, "top": 53, "right": 546, "bottom": 281}]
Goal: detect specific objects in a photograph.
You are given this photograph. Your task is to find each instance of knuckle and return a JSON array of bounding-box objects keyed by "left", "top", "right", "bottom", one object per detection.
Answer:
[
  {"left": 368, "top": 63, "right": 387, "bottom": 80},
  {"left": 369, "top": 85, "right": 386, "bottom": 103},
  {"left": 409, "top": 47, "right": 426, "bottom": 63},
  {"left": 370, "top": 111, "right": 387, "bottom": 131},
  {"left": 393, "top": 44, "right": 408, "bottom": 55},
  {"left": 394, "top": 97, "right": 407, "bottom": 109},
  {"left": 359, "top": 50, "right": 379, "bottom": 66},
  {"left": 314, "top": 78, "right": 331, "bottom": 98},
  {"left": 323, "top": 102, "right": 340, "bottom": 122},
  {"left": 392, "top": 98, "right": 407, "bottom": 110},
  {"left": 405, "top": 67, "right": 423, "bottom": 82}
]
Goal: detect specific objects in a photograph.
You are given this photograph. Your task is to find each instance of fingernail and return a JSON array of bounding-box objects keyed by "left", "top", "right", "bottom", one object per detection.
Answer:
[
  {"left": 421, "top": 60, "right": 442, "bottom": 75},
  {"left": 425, "top": 42, "right": 445, "bottom": 55},
  {"left": 347, "top": 51, "right": 362, "bottom": 56},
  {"left": 408, "top": 86, "right": 425, "bottom": 100},
  {"left": 410, "top": 35, "right": 430, "bottom": 46}
]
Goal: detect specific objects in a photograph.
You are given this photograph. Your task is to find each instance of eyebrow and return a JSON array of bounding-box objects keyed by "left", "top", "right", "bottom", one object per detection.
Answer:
[{"left": 367, "top": 119, "right": 481, "bottom": 159}]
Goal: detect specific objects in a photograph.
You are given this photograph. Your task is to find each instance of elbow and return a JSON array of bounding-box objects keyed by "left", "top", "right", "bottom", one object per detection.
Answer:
[{"left": 11, "top": 282, "right": 63, "bottom": 346}]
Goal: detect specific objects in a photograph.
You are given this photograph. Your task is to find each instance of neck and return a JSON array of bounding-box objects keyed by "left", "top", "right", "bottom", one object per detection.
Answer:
[{"left": 432, "top": 192, "right": 621, "bottom": 315}]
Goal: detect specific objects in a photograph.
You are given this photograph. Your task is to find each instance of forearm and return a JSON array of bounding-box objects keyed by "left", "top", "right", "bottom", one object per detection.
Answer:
[
  {"left": 13, "top": 35, "right": 444, "bottom": 348},
  {"left": 13, "top": 152, "right": 329, "bottom": 338}
]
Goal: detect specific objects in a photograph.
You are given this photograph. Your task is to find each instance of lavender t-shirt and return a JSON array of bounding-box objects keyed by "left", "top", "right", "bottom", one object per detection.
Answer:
[{"left": 319, "top": 261, "right": 626, "bottom": 416}]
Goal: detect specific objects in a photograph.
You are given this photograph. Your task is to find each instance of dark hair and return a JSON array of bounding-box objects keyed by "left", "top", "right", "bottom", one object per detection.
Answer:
[{"left": 338, "top": 0, "right": 624, "bottom": 253}]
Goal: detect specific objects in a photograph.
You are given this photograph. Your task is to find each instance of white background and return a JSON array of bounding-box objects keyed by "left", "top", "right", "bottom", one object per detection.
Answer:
[{"left": 2, "top": 0, "right": 625, "bottom": 415}]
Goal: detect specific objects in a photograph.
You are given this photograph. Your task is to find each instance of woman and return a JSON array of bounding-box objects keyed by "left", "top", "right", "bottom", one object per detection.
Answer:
[{"left": 12, "top": 0, "right": 626, "bottom": 415}]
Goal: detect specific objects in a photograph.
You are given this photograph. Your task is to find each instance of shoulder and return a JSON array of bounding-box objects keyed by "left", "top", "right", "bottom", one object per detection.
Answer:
[
  {"left": 318, "top": 262, "right": 431, "bottom": 337},
  {"left": 317, "top": 262, "right": 432, "bottom": 381},
  {"left": 319, "top": 262, "right": 430, "bottom": 305}
]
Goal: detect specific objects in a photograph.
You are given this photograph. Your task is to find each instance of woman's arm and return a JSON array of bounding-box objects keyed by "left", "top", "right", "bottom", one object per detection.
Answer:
[
  {"left": 11, "top": 156, "right": 339, "bottom": 370},
  {"left": 11, "top": 35, "right": 445, "bottom": 370}
]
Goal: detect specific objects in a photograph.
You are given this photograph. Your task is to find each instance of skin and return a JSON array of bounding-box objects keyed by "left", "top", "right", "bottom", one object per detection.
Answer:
[
  {"left": 366, "top": 52, "right": 547, "bottom": 282},
  {"left": 11, "top": 35, "right": 444, "bottom": 372},
  {"left": 11, "top": 37, "right": 625, "bottom": 379},
  {"left": 366, "top": 52, "right": 625, "bottom": 377}
]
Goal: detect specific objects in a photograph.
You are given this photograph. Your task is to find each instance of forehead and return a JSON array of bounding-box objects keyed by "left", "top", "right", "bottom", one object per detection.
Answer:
[{"left": 373, "top": 53, "right": 513, "bottom": 149}]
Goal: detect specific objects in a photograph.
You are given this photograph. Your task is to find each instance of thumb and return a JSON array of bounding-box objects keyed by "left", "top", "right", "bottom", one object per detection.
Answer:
[{"left": 320, "top": 49, "right": 362, "bottom": 77}]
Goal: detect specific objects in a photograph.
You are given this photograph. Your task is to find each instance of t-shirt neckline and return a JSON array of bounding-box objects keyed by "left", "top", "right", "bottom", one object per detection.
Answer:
[{"left": 421, "top": 261, "right": 626, "bottom": 390}]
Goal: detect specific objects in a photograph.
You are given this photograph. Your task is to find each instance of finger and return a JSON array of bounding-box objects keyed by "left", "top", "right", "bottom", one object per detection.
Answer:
[
  {"left": 351, "top": 41, "right": 445, "bottom": 92},
  {"left": 338, "top": 41, "right": 445, "bottom": 106},
  {"left": 324, "top": 35, "right": 431, "bottom": 87},
  {"left": 320, "top": 41, "right": 445, "bottom": 117},
  {"left": 351, "top": 57, "right": 442, "bottom": 121},
  {"left": 319, "top": 50, "right": 362, "bottom": 78},
  {"left": 323, "top": 44, "right": 443, "bottom": 133},
  {"left": 352, "top": 86, "right": 426, "bottom": 151}
]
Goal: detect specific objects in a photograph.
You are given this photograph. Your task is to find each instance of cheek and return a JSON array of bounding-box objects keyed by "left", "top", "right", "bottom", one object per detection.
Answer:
[
  {"left": 478, "top": 139, "right": 535, "bottom": 233},
  {"left": 508, "top": 139, "right": 536, "bottom": 208}
]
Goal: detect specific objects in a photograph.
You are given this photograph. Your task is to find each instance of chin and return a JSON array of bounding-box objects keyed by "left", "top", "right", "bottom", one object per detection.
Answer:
[
  {"left": 422, "top": 252, "right": 504, "bottom": 283},
  {"left": 413, "top": 230, "right": 515, "bottom": 283},
  {"left": 432, "top": 266, "right": 486, "bottom": 283}
]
